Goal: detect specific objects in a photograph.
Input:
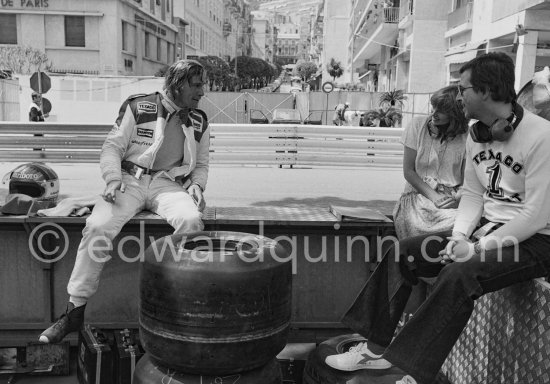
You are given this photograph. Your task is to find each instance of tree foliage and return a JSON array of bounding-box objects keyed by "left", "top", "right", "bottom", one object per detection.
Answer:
[
  {"left": 154, "top": 65, "right": 169, "bottom": 77},
  {"left": 0, "top": 46, "right": 51, "bottom": 75},
  {"left": 327, "top": 58, "right": 344, "bottom": 81},
  {"left": 156, "top": 56, "right": 278, "bottom": 91},
  {"left": 229, "top": 56, "right": 278, "bottom": 90},
  {"left": 293, "top": 60, "right": 318, "bottom": 83},
  {"left": 196, "top": 55, "right": 233, "bottom": 90}
]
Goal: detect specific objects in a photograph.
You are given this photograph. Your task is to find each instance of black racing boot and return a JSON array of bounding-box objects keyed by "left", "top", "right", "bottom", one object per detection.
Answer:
[{"left": 39, "top": 302, "right": 86, "bottom": 343}]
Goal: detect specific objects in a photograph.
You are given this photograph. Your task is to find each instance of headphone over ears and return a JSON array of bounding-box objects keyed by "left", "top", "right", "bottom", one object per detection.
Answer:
[{"left": 470, "top": 101, "right": 524, "bottom": 143}]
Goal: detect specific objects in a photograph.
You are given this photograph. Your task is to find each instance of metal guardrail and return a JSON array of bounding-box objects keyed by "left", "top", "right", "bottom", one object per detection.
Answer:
[{"left": 0, "top": 122, "right": 405, "bottom": 168}]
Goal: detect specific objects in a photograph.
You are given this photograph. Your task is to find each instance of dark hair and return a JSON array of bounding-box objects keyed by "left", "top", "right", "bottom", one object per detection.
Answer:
[
  {"left": 459, "top": 52, "right": 516, "bottom": 103},
  {"left": 163, "top": 59, "right": 206, "bottom": 99},
  {"left": 429, "top": 85, "right": 468, "bottom": 142}
]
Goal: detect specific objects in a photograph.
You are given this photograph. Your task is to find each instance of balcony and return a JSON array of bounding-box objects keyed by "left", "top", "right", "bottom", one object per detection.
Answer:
[
  {"left": 382, "top": 7, "right": 400, "bottom": 23},
  {"left": 398, "top": 0, "right": 414, "bottom": 29},
  {"left": 353, "top": 6, "right": 399, "bottom": 65},
  {"left": 446, "top": 1, "right": 473, "bottom": 37}
]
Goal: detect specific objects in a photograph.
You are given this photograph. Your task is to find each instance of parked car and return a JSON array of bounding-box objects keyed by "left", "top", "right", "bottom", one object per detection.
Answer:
[
  {"left": 250, "top": 109, "right": 269, "bottom": 124},
  {"left": 271, "top": 109, "right": 302, "bottom": 124},
  {"left": 249, "top": 108, "right": 321, "bottom": 125}
]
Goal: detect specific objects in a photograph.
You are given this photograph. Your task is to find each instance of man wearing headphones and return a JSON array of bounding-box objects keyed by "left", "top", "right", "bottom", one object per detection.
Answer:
[
  {"left": 325, "top": 53, "right": 550, "bottom": 384},
  {"left": 39, "top": 60, "right": 210, "bottom": 344}
]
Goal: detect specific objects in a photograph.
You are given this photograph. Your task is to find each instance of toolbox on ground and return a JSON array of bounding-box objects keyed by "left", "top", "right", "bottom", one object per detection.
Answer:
[
  {"left": 111, "top": 328, "right": 144, "bottom": 384},
  {"left": 277, "top": 343, "right": 316, "bottom": 384},
  {"left": 77, "top": 325, "right": 113, "bottom": 384}
]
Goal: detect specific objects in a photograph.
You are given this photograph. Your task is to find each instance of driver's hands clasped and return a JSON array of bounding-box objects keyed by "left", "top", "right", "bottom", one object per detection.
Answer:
[{"left": 187, "top": 184, "right": 206, "bottom": 212}]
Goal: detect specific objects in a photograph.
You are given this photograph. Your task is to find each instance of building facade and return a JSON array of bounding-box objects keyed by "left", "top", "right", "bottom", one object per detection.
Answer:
[
  {"left": 321, "top": 0, "right": 352, "bottom": 84},
  {"left": 0, "top": 0, "right": 177, "bottom": 76},
  {"left": 178, "top": 0, "right": 254, "bottom": 62},
  {"left": 445, "top": 0, "right": 550, "bottom": 91},
  {"left": 252, "top": 15, "right": 277, "bottom": 63},
  {"left": 350, "top": 0, "right": 550, "bottom": 93}
]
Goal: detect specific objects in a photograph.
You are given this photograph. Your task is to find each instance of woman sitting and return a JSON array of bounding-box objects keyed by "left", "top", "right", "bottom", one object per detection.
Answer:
[{"left": 393, "top": 85, "right": 469, "bottom": 239}]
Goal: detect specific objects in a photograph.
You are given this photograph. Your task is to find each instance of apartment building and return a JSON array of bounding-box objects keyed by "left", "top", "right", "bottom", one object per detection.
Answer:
[
  {"left": 349, "top": 0, "right": 448, "bottom": 92},
  {"left": 257, "top": 0, "right": 323, "bottom": 67},
  {"left": 310, "top": 3, "right": 324, "bottom": 66},
  {"left": 0, "top": 0, "right": 177, "bottom": 75},
  {"left": 446, "top": 0, "right": 550, "bottom": 90},
  {"left": 321, "top": 0, "right": 352, "bottom": 84},
  {"left": 180, "top": 0, "right": 253, "bottom": 62},
  {"left": 252, "top": 14, "right": 277, "bottom": 63},
  {"left": 351, "top": 0, "right": 550, "bottom": 93}
]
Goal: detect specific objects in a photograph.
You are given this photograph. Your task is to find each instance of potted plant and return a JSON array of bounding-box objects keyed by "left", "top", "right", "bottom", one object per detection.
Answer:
[
  {"left": 362, "top": 107, "right": 403, "bottom": 127},
  {"left": 379, "top": 89, "right": 407, "bottom": 109}
]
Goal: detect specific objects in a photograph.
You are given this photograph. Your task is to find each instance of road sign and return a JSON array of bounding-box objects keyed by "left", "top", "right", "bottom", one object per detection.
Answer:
[
  {"left": 30, "top": 72, "right": 51, "bottom": 94},
  {"left": 322, "top": 81, "right": 334, "bottom": 93},
  {"left": 42, "top": 97, "right": 52, "bottom": 114}
]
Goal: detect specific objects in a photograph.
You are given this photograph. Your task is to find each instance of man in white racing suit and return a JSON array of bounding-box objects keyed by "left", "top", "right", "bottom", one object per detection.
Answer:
[{"left": 39, "top": 59, "right": 210, "bottom": 343}]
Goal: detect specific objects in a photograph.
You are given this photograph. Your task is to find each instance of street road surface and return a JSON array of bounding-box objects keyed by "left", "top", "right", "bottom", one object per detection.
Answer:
[{"left": 0, "top": 163, "right": 404, "bottom": 215}]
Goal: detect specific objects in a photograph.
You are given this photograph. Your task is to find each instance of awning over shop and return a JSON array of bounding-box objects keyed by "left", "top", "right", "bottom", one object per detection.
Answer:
[{"left": 445, "top": 40, "right": 487, "bottom": 65}]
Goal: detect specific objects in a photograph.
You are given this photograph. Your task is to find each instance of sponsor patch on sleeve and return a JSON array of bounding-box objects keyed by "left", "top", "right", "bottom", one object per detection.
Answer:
[
  {"left": 189, "top": 114, "right": 204, "bottom": 132},
  {"left": 137, "top": 101, "right": 157, "bottom": 114},
  {"left": 136, "top": 128, "right": 154, "bottom": 138}
]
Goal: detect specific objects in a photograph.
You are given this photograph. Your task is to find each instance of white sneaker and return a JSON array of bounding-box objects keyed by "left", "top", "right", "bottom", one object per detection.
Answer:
[
  {"left": 396, "top": 375, "right": 418, "bottom": 384},
  {"left": 325, "top": 341, "right": 392, "bottom": 371}
]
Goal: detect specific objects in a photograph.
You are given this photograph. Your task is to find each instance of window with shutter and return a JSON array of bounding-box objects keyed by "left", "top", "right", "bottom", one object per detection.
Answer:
[
  {"left": 0, "top": 14, "right": 17, "bottom": 45},
  {"left": 145, "top": 32, "right": 150, "bottom": 57},
  {"left": 122, "top": 21, "right": 127, "bottom": 51},
  {"left": 157, "top": 37, "right": 161, "bottom": 61},
  {"left": 65, "top": 16, "right": 85, "bottom": 47}
]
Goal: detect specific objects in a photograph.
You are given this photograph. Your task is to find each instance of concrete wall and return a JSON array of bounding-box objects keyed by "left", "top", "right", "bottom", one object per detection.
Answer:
[
  {"left": 393, "top": 0, "right": 450, "bottom": 92},
  {"left": 0, "top": 79, "right": 20, "bottom": 121},
  {"left": 13, "top": 73, "right": 432, "bottom": 127},
  {"left": 18, "top": 74, "right": 164, "bottom": 123},
  {"left": 408, "top": 20, "right": 448, "bottom": 92}
]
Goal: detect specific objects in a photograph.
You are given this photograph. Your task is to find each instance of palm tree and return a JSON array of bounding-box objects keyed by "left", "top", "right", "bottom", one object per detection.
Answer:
[
  {"left": 327, "top": 58, "right": 344, "bottom": 82},
  {"left": 379, "top": 89, "right": 407, "bottom": 109}
]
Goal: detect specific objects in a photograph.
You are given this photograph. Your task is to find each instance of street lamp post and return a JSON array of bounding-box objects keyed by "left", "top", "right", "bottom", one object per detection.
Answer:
[{"left": 235, "top": 23, "right": 239, "bottom": 90}]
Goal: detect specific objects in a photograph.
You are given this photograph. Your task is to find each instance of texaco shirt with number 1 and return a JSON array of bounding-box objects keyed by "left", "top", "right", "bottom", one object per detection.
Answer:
[{"left": 453, "top": 109, "right": 550, "bottom": 242}]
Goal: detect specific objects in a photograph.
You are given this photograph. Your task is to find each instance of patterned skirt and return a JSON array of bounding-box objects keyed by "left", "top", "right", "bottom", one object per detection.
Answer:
[{"left": 392, "top": 191, "right": 458, "bottom": 240}]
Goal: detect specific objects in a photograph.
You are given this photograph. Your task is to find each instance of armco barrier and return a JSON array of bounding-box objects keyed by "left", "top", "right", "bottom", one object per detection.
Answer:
[{"left": 0, "top": 122, "right": 404, "bottom": 168}]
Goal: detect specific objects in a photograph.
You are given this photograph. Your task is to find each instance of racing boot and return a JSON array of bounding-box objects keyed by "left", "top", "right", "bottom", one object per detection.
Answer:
[{"left": 39, "top": 302, "right": 86, "bottom": 343}]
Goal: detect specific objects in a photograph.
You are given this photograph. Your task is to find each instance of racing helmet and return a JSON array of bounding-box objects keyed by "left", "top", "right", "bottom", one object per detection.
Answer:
[{"left": 2, "top": 162, "right": 60, "bottom": 207}]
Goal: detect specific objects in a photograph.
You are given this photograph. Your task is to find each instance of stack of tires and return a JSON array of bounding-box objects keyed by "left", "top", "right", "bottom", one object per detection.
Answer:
[{"left": 134, "top": 231, "right": 292, "bottom": 383}]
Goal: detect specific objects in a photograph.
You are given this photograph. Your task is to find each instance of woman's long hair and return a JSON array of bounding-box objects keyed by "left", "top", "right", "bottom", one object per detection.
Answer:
[{"left": 429, "top": 85, "right": 468, "bottom": 142}]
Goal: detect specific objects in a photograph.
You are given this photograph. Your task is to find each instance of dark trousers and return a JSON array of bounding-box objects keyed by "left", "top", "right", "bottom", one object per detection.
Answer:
[{"left": 341, "top": 230, "right": 550, "bottom": 384}]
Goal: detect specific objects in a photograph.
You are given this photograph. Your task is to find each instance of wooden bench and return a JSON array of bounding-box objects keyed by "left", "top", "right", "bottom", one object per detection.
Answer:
[{"left": 0, "top": 122, "right": 404, "bottom": 168}]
